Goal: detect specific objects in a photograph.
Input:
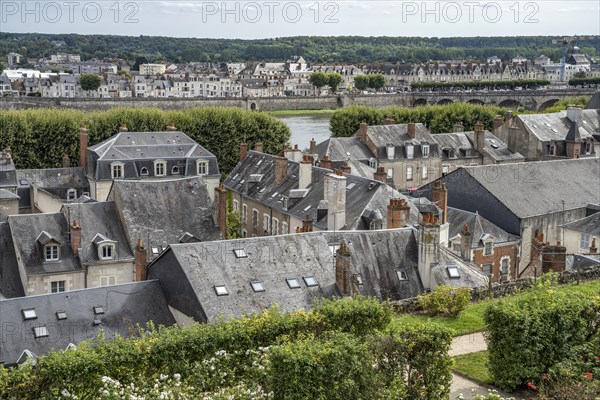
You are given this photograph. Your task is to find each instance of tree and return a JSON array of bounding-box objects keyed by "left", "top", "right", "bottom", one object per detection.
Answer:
[
  {"left": 0, "top": 61, "right": 5, "bottom": 72},
  {"left": 368, "top": 74, "right": 386, "bottom": 92},
  {"left": 328, "top": 73, "right": 343, "bottom": 92},
  {"left": 309, "top": 72, "right": 329, "bottom": 95},
  {"left": 80, "top": 74, "right": 102, "bottom": 92},
  {"left": 573, "top": 71, "right": 587, "bottom": 79},
  {"left": 354, "top": 75, "right": 370, "bottom": 91}
]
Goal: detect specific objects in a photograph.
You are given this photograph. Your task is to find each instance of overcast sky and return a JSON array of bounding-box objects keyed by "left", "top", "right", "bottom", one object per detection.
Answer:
[{"left": 1, "top": 0, "right": 599, "bottom": 39}]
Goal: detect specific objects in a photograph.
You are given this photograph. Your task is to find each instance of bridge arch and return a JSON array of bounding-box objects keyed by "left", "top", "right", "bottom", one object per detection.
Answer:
[
  {"left": 538, "top": 99, "right": 560, "bottom": 112},
  {"left": 413, "top": 98, "right": 428, "bottom": 107},
  {"left": 466, "top": 99, "right": 485, "bottom": 106},
  {"left": 250, "top": 102, "right": 257, "bottom": 111},
  {"left": 437, "top": 98, "right": 453, "bottom": 105},
  {"left": 497, "top": 99, "right": 523, "bottom": 110}
]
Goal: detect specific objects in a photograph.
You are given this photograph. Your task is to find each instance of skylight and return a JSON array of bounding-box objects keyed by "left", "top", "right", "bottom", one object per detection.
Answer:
[
  {"left": 251, "top": 281, "right": 265, "bottom": 292},
  {"left": 396, "top": 270, "right": 408, "bottom": 281},
  {"left": 33, "top": 326, "right": 48, "bottom": 338},
  {"left": 214, "top": 285, "right": 229, "bottom": 296},
  {"left": 22, "top": 308, "right": 37, "bottom": 320},
  {"left": 303, "top": 205, "right": 311, "bottom": 212},
  {"left": 303, "top": 276, "right": 318, "bottom": 287},
  {"left": 56, "top": 311, "right": 67, "bottom": 320},
  {"left": 286, "top": 278, "right": 301, "bottom": 289},
  {"left": 233, "top": 249, "right": 247, "bottom": 258},
  {"left": 93, "top": 306, "right": 104, "bottom": 315},
  {"left": 447, "top": 266, "right": 460, "bottom": 279},
  {"left": 347, "top": 183, "right": 356, "bottom": 190}
]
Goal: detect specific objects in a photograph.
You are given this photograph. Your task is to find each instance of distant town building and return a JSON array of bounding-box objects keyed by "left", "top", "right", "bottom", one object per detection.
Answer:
[{"left": 139, "top": 63, "right": 167, "bottom": 75}]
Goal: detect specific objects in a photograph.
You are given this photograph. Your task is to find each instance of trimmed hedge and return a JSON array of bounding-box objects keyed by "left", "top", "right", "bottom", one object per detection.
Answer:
[{"left": 0, "top": 107, "right": 290, "bottom": 174}]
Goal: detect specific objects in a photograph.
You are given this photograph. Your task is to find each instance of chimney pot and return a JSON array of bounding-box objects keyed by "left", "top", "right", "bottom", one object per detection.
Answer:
[
  {"left": 453, "top": 121, "right": 464, "bottom": 133},
  {"left": 119, "top": 123, "right": 128, "bottom": 132},
  {"left": 239, "top": 142, "right": 248, "bottom": 161},
  {"left": 493, "top": 115, "right": 503, "bottom": 130},
  {"left": 340, "top": 162, "right": 351, "bottom": 174},
  {"left": 166, "top": 123, "right": 177, "bottom": 131},
  {"left": 374, "top": 166, "right": 387, "bottom": 182},
  {"left": 135, "top": 238, "right": 148, "bottom": 281},
  {"left": 254, "top": 142, "right": 263, "bottom": 153},
  {"left": 309, "top": 138, "right": 316, "bottom": 154}
]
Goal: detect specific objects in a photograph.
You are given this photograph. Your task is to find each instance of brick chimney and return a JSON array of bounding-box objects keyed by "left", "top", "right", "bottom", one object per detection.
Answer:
[
  {"left": 384, "top": 117, "right": 396, "bottom": 125},
  {"left": 119, "top": 123, "right": 128, "bottom": 132},
  {"left": 79, "top": 126, "right": 88, "bottom": 168},
  {"left": 474, "top": 120, "right": 485, "bottom": 152},
  {"left": 453, "top": 121, "right": 464, "bottom": 133},
  {"left": 254, "top": 142, "right": 263, "bottom": 153},
  {"left": 299, "top": 155, "right": 312, "bottom": 190},
  {"left": 460, "top": 224, "right": 472, "bottom": 261},
  {"left": 239, "top": 142, "right": 248, "bottom": 161},
  {"left": 590, "top": 238, "right": 597, "bottom": 254},
  {"left": 320, "top": 155, "right": 332, "bottom": 170},
  {"left": 493, "top": 115, "right": 503, "bottom": 130},
  {"left": 214, "top": 183, "right": 227, "bottom": 238},
  {"left": 407, "top": 122, "right": 416, "bottom": 139},
  {"left": 504, "top": 110, "right": 513, "bottom": 123},
  {"left": 418, "top": 212, "right": 441, "bottom": 290},
  {"left": 374, "top": 166, "right": 387, "bottom": 182},
  {"left": 387, "top": 198, "right": 411, "bottom": 229},
  {"left": 275, "top": 157, "right": 288, "bottom": 185},
  {"left": 340, "top": 162, "right": 351, "bottom": 174},
  {"left": 135, "top": 239, "right": 148, "bottom": 281},
  {"left": 62, "top": 153, "right": 71, "bottom": 168},
  {"left": 542, "top": 241, "right": 566, "bottom": 273},
  {"left": 166, "top": 122, "right": 177, "bottom": 131},
  {"left": 325, "top": 171, "right": 346, "bottom": 232},
  {"left": 358, "top": 122, "right": 368, "bottom": 143},
  {"left": 431, "top": 180, "right": 448, "bottom": 224},
  {"left": 335, "top": 241, "right": 352, "bottom": 296},
  {"left": 302, "top": 213, "right": 313, "bottom": 232},
  {"left": 309, "top": 138, "right": 316, "bottom": 154},
  {"left": 70, "top": 219, "right": 81, "bottom": 256}
]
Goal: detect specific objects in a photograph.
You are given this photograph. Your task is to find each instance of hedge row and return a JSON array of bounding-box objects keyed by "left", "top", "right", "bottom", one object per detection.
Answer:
[{"left": 0, "top": 107, "right": 291, "bottom": 174}]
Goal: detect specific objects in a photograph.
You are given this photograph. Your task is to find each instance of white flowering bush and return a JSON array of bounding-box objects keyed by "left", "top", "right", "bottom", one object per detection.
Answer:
[{"left": 455, "top": 389, "right": 516, "bottom": 400}]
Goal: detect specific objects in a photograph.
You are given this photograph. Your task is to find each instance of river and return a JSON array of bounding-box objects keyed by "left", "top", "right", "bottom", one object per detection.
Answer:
[{"left": 274, "top": 113, "right": 332, "bottom": 149}]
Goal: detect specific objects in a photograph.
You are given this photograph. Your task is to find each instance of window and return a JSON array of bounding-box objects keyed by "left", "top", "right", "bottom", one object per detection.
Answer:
[
  {"left": 171, "top": 166, "right": 180, "bottom": 174},
  {"left": 548, "top": 144, "right": 556, "bottom": 156},
  {"left": 453, "top": 243, "right": 461, "bottom": 252},
  {"left": 51, "top": 280, "right": 65, "bottom": 293},
  {"left": 370, "top": 219, "right": 382, "bottom": 230},
  {"left": 303, "top": 276, "right": 318, "bottom": 287},
  {"left": 405, "top": 143, "right": 414, "bottom": 159},
  {"left": 422, "top": 144, "right": 430, "bottom": 158},
  {"left": 369, "top": 158, "right": 377, "bottom": 168},
  {"left": 286, "top": 277, "right": 301, "bottom": 289},
  {"left": 233, "top": 249, "right": 247, "bottom": 258},
  {"left": 67, "top": 189, "right": 77, "bottom": 201},
  {"left": 447, "top": 266, "right": 460, "bottom": 279},
  {"left": 56, "top": 311, "right": 67, "bottom": 320},
  {"left": 111, "top": 162, "right": 124, "bottom": 179},
  {"left": 406, "top": 166, "right": 413, "bottom": 181},
  {"left": 501, "top": 258, "right": 509, "bottom": 275},
  {"left": 282, "top": 222, "right": 288, "bottom": 235},
  {"left": 251, "top": 281, "right": 265, "bottom": 292},
  {"left": 45, "top": 244, "right": 59, "bottom": 261},
  {"left": 252, "top": 209, "right": 258, "bottom": 229},
  {"left": 263, "top": 214, "right": 270, "bottom": 233},
  {"left": 33, "top": 326, "right": 48, "bottom": 338},
  {"left": 154, "top": 160, "right": 166, "bottom": 176},
  {"left": 197, "top": 160, "right": 208, "bottom": 175},
  {"left": 484, "top": 242, "right": 493, "bottom": 256},
  {"left": 585, "top": 140, "right": 592, "bottom": 154},
  {"left": 387, "top": 169, "right": 393, "bottom": 178},
  {"left": 482, "top": 264, "right": 492, "bottom": 276},
  {"left": 140, "top": 167, "right": 149, "bottom": 176},
  {"left": 93, "top": 306, "right": 104, "bottom": 315},
  {"left": 233, "top": 200, "right": 239, "bottom": 211},
  {"left": 396, "top": 270, "right": 408, "bottom": 281},
  {"left": 100, "top": 244, "right": 115, "bottom": 260},
  {"left": 214, "top": 285, "right": 229, "bottom": 296},
  {"left": 22, "top": 308, "right": 37, "bottom": 320},
  {"left": 422, "top": 165, "right": 428, "bottom": 180},
  {"left": 442, "top": 165, "right": 449, "bottom": 176},
  {"left": 242, "top": 204, "right": 247, "bottom": 224},
  {"left": 100, "top": 276, "right": 116, "bottom": 286},
  {"left": 580, "top": 233, "right": 591, "bottom": 250},
  {"left": 272, "top": 218, "right": 279, "bottom": 235}
]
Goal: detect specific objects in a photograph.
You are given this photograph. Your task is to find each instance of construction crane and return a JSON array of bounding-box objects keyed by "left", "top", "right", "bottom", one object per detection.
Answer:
[{"left": 551, "top": 36, "right": 595, "bottom": 82}]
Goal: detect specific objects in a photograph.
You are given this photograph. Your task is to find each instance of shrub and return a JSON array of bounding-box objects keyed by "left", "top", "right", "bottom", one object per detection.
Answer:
[
  {"left": 313, "top": 296, "right": 392, "bottom": 335},
  {"left": 418, "top": 285, "right": 472, "bottom": 317}
]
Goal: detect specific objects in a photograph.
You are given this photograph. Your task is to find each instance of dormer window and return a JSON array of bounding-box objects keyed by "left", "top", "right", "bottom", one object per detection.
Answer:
[
  {"left": 405, "top": 142, "right": 414, "bottom": 159},
  {"left": 100, "top": 244, "right": 115, "bottom": 260},
  {"left": 369, "top": 158, "right": 377, "bottom": 169},
  {"left": 45, "top": 244, "right": 59, "bottom": 261},
  {"left": 197, "top": 160, "right": 208, "bottom": 175},
  {"left": 447, "top": 149, "right": 456, "bottom": 159},
  {"left": 92, "top": 233, "right": 117, "bottom": 260},
  {"left": 585, "top": 140, "right": 592, "bottom": 154},
  {"left": 140, "top": 167, "right": 149, "bottom": 176},
  {"left": 171, "top": 166, "right": 180, "bottom": 174},
  {"left": 111, "top": 162, "right": 124, "bottom": 179},
  {"left": 422, "top": 144, "right": 430, "bottom": 158},
  {"left": 154, "top": 160, "right": 166, "bottom": 176},
  {"left": 548, "top": 142, "right": 557, "bottom": 156},
  {"left": 484, "top": 241, "right": 493, "bottom": 256},
  {"left": 66, "top": 188, "right": 77, "bottom": 201}
]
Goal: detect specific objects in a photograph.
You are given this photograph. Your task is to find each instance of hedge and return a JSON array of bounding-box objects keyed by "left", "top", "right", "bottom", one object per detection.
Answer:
[{"left": 0, "top": 107, "right": 291, "bottom": 174}]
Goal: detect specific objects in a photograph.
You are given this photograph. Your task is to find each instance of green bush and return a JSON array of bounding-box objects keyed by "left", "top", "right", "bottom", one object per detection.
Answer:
[
  {"left": 484, "top": 278, "right": 600, "bottom": 391},
  {"left": 543, "top": 96, "right": 589, "bottom": 113},
  {"left": 314, "top": 296, "right": 392, "bottom": 335},
  {"left": 418, "top": 285, "right": 472, "bottom": 317},
  {"left": 0, "top": 107, "right": 290, "bottom": 174}
]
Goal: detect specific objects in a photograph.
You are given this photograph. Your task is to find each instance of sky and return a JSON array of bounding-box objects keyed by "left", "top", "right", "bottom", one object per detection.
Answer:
[{"left": 0, "top": 0, "right": 599, "bottom": 39}]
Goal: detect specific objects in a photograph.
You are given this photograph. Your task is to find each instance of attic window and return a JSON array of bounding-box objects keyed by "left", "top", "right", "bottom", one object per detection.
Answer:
[
  {"left": 447, "top": 266, "right": 460, "bottom": 279},
  {"left": 140, "top": 167, "right": 149, "bottom": 176},
  {"left": 214, "top": 285, "right": 229, "bottom": 296},
  {"left": 171, "top": 166, "right": 180, "bottom": 175},
  {"left": 197, "top": 160, "right": 208, "bottom": 175},
  {"left": 45, "top": 244, "right": 59, "bottom": 261},
  {"left": 303, "top": 276, "right": 318, "bottom": 287},
  {"left": 286, "top": 277, "right": 301, "bottom": 289},
  {"left": 33, "top": 326, "right": 48, "bottom": 338},
  {"left": 99, "top": 244, "right": 115, "bottom": 260},
  {"left": 251, "top": 281, "right": 265, "bottom": 292},
  {"left": 22, "top": 308, "right": 37, "bottom": 320},
  {"left": 56, "top": 311, "right": 67, "bottom": 320},
  {"left": 152, "top": 247, "right": 160, "bottom": 255},
  {"left": 396, "top": 270, "right": 408, "bottom": 281},
  {"left": 67, "top": 188, "right": 77, "bottom": 201},
  {"left": 233, "top": 249, "right": 247, "bottom": 258},
  {"left": 303, "top": 205, "right": 311, "bottom": 212},
  {"left": 347, "top": 183, "right": 356, "bottom": 190},
  {"left": 93, "top": 306, "right": 104, "bottom": 315}
]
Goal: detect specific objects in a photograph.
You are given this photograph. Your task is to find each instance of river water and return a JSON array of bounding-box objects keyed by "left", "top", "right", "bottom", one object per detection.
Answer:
[{"left": 274, "top": 114, "right": 332, "bottom": 150}]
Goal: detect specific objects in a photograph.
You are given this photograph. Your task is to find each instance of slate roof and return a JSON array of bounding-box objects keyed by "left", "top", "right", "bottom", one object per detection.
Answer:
[
  {"left": 585, "top": 92, "right": 600, "bottom": 110},
  {"left": 0, "top": 189, "right": 19, "bottom": 201},
  {"left": 433, "top": 132, "right": 481, "bottom": 160},
  {"left": 147, "top": 229, "right": 423, "bottom": 322},
  {"left": 517, "top": 110, "right": 599, "bottom": 142},
  {"left": 0, "top": 281, "right": 175, "bottom": 366},
  {"left": 7, "top": 213, "right": 82, "bottom": 275},
  {"left": 431, "top": 248, "right": 489, "bottom": 288},
  {"left": 364, "top": 124, "right": 440, "bottom": 159},
  {"left": 0, "top": 222, "right": 25, "bottom": 299},
  {"left": 316, "top": 137, "right": 374, "bottom": 162},
  {"left": 16, "top": 168, "right": 90, "bottom": 207},
  {"left": 447, "top": 207, "right": 520, "bottom": 246},
  {"left": 61, "top": 202, "right": 134, "bottom": 263},
  {"left": 561, "top": 212, "right": 600, "bottom": 236},
  {"left": 87, "top": 131, "right": 219, "bottom": 181},
  {"left": 224, "top": 151, "right": 420, "bottom": 231},
  {"left": 463, "top": 131, "right": 525, "bottom": 162},
  {"left": 0, "top": 154, "right": 17, "bottom": 189},
  {"left": 108, "top": 177, "right": 223, "bottom": 254}
]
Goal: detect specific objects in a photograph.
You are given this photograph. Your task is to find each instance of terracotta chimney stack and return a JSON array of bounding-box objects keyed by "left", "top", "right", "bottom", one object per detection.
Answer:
[
  {"left": 431, "top": 180, "right": 448, "bottom": 224},
  {"left": 340, "top": 162, "right": 351, "bottom": 174},
  {"left": 119, "top": 123, "right": 128, "bottom": 132},
  {"left": 302, "top": 214, "right": 313, "bottom": 232},
  {"left": 387, "top": 198, "right": 411, "bottom": 229},
  {"left": 453, "top": 121, "right": 464, "bottom": 133},
  {"left": 407, "top": 122, "right": 416, "bottom": 139},
  {"left": 358, "top": 122, "right": 368, "bottom": 143},
  {"left": 320, "top": 155, "right": 332, "bottom": 170},
  {"left": 214, "top": 183, "right": 227, "bottom": 238},
  {"left": 70, "top": 219, "right": 81, "bottom": 257},
  {"left": 275, "top": 157, "right": 288, "bottom": 185},
  {"left": 335, "top": 241, "right": 352, "bottom": 296},
  {"left": 474, "top": 120, "right": 485, "bottom": 152},
  {"left": 79, "top": 126, "right": 88, "bottom": 168},
  {"left": 135, "top": 239, "right": 148, "bottom": 281},
  {"left": 239, "top": 142, "right": 248, "bottom": 161},
  {"left": 374, "top": 166, "right": 387, "bottom": 182}
]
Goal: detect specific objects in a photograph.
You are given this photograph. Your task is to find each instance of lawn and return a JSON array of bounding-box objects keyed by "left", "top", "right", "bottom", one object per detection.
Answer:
[
  {"left": 453, "top": 350, "right": 493, "bottom": 385},
  {"left": 390, "top": 279, "right": 600, "bottom": 336}
]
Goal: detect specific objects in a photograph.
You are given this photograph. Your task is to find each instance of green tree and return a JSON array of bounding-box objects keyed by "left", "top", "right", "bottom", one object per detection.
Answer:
[
  {"left": 80, "top": 74, "right": 102, "bottom": 91},
  {"left": 573, "top": 71, "right": 587, "bottom": 79},
  {"left": 0, "top": 61, "right": 5, "bottom": 72},
  {"left": 354, "top": 75, "right": 370, "bottom": 91},
  {"left": 309, "top": 72, "right": 329, "bottom": 95},
  {"left": 368, "top": 74, "right": 386, "bottom": 91},
  {"left": 328, "top": 73, "right": 343, "bottom": 92}
]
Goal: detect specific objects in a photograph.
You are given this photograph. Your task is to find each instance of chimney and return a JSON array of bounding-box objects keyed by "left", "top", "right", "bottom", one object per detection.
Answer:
[
  {"left": 474, "top": 120, "right": 485, "bottom": 152},
  {"left": 453, "top": 121, "right": 464, "bottom": 133},
  {"left": 309, "top": 138, "right": 316, "bottom": 154},
  {"left": 285, "top": 144, "right": 302, "bottom": 162},
  {"left": 387, "top": 198, "right": 411, "bottom": 229},
  {"left": 166, "top": 122, "right": 177, "bottom": 131},
  {"left": 254, "top": 142, "right": 263, "bottom": 153},
  {"left": 374, "top": 166, "right": 387, "bottom": 182},
  {"left": 325, "top": 171, "right": 346, "bottom": 232},
  {"left": 407, "top": 122, "right": 416, "bottom": 139},
  {"left": 504, "top": 110, "right": 513, "bottom": 123},
  {"left": 214, "top": 183, "right": 227, "bottom": 238},
  {"left": 384, "top": 117, "right": 396, "bottom": 125},
  {"left": 119, "top": 123, "right": 128, "bottom": 132},
  {"left": 302, "top": 213, "right": 313, "bottom": 232},
  {"left": 320, "top": 155, "right": 332, "bottom": 170},
  {"left": 335, "top": 241, "right": 352, "bottom": 296},
  {"left": 299, "top": 155, "right": 312, "bottom": 190},
  {"left": 460, "top": 224, "right": 472, "bottom": 261},
  {"left": 590, "top": 238, "right": 597, "bottom": 254},
  {"left": 566, "top": 106, "right": 583, "bottom": 123},
  {"left": 2, "top": 146, "right": 11, "bottom": 161},
  {"left": 79, "top": 126, "right": 88, "bottom": 168},
  {"left": 541, "top": 241, "right": 567, "bottom": 273},
  {"left": 340, "top": 162, "right": 351, "bottom": 174},
  {"left": 418, "top": 212, "right": 441, "bottom": 290},
  {"left": 62, "top": 153, "right": 71, "bottom": 168},
  {"left": 239, "top": 142, "right": 248, "bottom": 161},
  {"left": 275, "top": 157, "right": 288, "bottom": 185},
  {"left": 431, "top": 180, "right": 448, "bottom": 224},
  {"left": 135, "top": 239, "right": 148, "bottom": 281},
  {"left": 358, "top": 122, "right": 368, "bottom": 143},
  {"left": 70, "top": 219, "right": 81, "bottom": 257},
  {"left": 493, "top": 115, "right": 503, "bottom": 130}
]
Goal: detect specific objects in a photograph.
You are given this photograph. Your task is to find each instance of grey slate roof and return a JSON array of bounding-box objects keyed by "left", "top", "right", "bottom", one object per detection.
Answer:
[
  {"left": 61, "top": 202, "right": 134, "bottom": 263},
  {"left": 463, "top": 131, "right": 525, "bottom": 162},
  {"left": 316, "top": 137, "right": 374, "bottom": 162},
  {"left": 585, "top": 92, "right": 600, "bottom": 110},
  {"left": 518, "top": 110, "right": 599, "bottom": 142},
  {"left": 0, "top": 281, "right": 175, "bottom": 366},
  {"left": 0, "top": 222, "right": 25, "bottom": 299},
  {"left": 7, "top": 213, "right": 82, "bottom": 275},
  {"left": 431, "top": 248, "right": 488, "bottom": 288},
  {"left": 364, "top": 124, "right": 440, "bottom": 160},
  {"left": 0, "top": 189, "right": 19, "bottom": 200},
  {"left": 147, "top": 229, "right": 423, "bottom": 322},
  {"left": 0, "top": 156, "right": 17, "bottom": 189},
  {"left": 561, "top": 212, "right": 600, "bottom": 236},
  {"left": 108, "top": 177, "right": 223, "bottom": 254},
  {"left": 16, "top": 168, "right": 90, "bottom": 208},
  {"left": 433, "top": 132, "right": 481, "bottom": 160},
  {"left": 447, "top": 207, "right": 520, "bottom": 246}
]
